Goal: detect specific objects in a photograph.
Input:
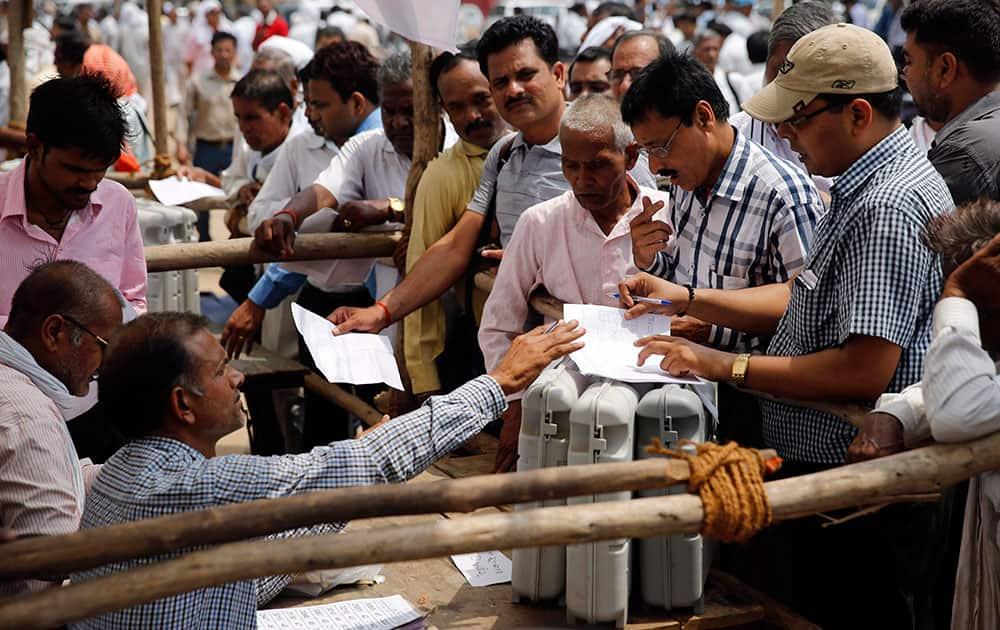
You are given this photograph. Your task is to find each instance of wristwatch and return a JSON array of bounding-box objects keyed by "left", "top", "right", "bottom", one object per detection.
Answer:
[
  {"left": 387, "top": 197, "right": 405, "bottom": 223},
  {"left": 731, "top": 353, "right": 751, "bottom": 386}
]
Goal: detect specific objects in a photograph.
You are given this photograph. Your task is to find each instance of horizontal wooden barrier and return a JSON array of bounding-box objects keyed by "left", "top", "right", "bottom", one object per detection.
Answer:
[
  {"left": 145, "top": 232, "right": 403, "bottom": 272},
  {"left": 1, "top": 431, "right": 995, "bottom": 629}
]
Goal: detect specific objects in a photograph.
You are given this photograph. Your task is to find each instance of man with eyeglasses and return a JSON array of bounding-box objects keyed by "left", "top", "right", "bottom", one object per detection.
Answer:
[
  {"left": 608, "top": 30, "right": 673, "bottom": 102},
  {"left": 623, "top": 51, "right": 823, "bottom": 353},
  {"left": 0, "top": 261, "right": 123, "bottom": 597},
  {"left": 617, "top": 25, "right": 955, "bottom": 626}
]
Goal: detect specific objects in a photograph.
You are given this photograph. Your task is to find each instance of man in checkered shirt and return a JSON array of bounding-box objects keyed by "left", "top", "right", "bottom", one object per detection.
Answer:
[
  {"left": 617, "top": 25, "right": 955, "bottom": 627},
  {"left": 68, "top": 312, "right": 583, "bottom": 629}
]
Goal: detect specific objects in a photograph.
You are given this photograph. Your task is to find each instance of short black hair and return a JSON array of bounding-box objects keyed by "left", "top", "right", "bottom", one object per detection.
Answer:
[
  {"left": 231, "top": 68, "right": 293, "bottom": 112},
  {"left": 746, "top": 30, "right": 769, "bottom": 65},
  {"left": 315, "top": 25, "right": 345, "bottom": 47},
  {"left": 707, "top": 20, "right": 733, "bottom": 38},
  {"left": 674, "top": 13, "right": 697, "bottom": 26},
  {"left": 6, "top": 261, "right": 117, "bottom": 344},
  {"left": 303, "top": 40, "right": 381, "bottom": 105},
  {"left": 54, "top": 31, "right": 90, "bottom": 66},
  {"left": 900, "top": 0, "right": 1000, "bottom": 84},
  {"left": 593, "top": 2, "right": 637, "bottom": 22},
  {"left": 819, "top": 86, "right": 904, "bottom": 121},
  {"left": 476, "top": 15, "right": 558, "bottom": 78},
  {"left": 611, "top": 30, "right": 675, "bottom": 61},
  {"left": 52, "top": 15, "right": 79, "bottom": 33},
  {"left": 27, "top": 75, "right": 129, "bottom": 165},
  {"left": 100, "top": 312, "right": 212, "bottom": 440},
  {"left": 621, "top": 52, "right": 731, "bottom": 126},
  {"left": 211, "top": 31, "right": 237, "bottom": 48},
  {"left": 568, "top": 46, "right": 611, "bottom": 80},
  {"left": 430, "top": 50, "right": 478, "bottom": 101}
]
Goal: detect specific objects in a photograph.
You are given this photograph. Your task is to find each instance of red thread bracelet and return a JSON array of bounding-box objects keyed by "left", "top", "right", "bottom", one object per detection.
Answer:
[
  {"left": 375, "top": 300, "right": 392, "bottom": 324},
  {"left": 275, "top": 208, "right": 298, "bottom": 227}
]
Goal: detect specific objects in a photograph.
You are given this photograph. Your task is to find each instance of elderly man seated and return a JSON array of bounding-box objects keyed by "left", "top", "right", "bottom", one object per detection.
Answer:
[
  {"left": 69, "top": 314, "right": 584, "bottom": 628},
  {"left": 478, "top": 94, "right": 670, "bottom": 470},
  {"left": 0, "top": 261, "right": 123, "bottom": 596}
]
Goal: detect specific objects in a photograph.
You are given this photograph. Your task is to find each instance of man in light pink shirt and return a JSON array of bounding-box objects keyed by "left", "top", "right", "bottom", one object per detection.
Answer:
[
  {"left": 0, "top": 261, "right": 123, "bottom": 596},
  {"left": 0, "top": 75, "right": 146, "bottom": 326},
  {"left": 479, "top": 95, "right": 671, "bottom": 461}
]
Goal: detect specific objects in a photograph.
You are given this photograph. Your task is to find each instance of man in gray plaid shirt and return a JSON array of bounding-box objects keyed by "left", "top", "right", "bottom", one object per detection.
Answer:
[
  {"left": 69, "top": 313, "right": 583, "bottom": 629},
  {"left": 618, "top": 24, "right": 955, "bottom": 628}
]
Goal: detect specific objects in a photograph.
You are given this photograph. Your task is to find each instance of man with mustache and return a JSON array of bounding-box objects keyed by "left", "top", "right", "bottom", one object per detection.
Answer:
[
  {"left": 403, "top": 50, "right": 510, "bottom": 401},
  {"left": 0, "top": 75, "right": 146, "bottom": 462},
  {"left": 624, "top": 51, "right": 823, "bottom": 353},
  {"left": 255, "top": 16, "right": 654, "bottom": 470}
]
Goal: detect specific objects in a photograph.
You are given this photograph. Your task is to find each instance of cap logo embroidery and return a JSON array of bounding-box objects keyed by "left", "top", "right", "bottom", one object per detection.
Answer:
[
  {"left": 792, "top": 100, "right": 807, "bottom": 113},
  {"left": 831, "top": 79, "right": 856, "bottom": 90},
  {"left": 778, "top": 59, "right": 795, "bottom": 74}
]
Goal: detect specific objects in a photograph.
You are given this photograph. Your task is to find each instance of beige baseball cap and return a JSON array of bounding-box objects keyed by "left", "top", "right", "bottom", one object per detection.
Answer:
[{"left": 743, "top": 23, "right": 898, "bottom": 124}]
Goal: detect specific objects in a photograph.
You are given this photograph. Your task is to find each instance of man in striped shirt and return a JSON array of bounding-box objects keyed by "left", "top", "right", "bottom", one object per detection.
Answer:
[
  {"left": 623, "top": 51, "right": 824, "bottom": 353},
  {"left": 0, "top": 262, "right": 123, "bottom": 596}
]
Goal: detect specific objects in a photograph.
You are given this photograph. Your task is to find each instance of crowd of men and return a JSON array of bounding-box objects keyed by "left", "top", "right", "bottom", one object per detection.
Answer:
[{"left": 0, "top": 0, "right": 998, "bottom": 628}]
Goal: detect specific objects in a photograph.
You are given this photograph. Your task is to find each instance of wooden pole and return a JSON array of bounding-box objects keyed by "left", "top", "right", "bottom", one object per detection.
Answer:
[
  {"left": 1, "top": 432, "right": 999, "bottom": 629},
  {"left": 145, "top": 0, "right": 173, "bottom": 179},
  {"left": 771, "top": 0, "right": 785, "bottom": 23},
  {"left": 7, "top": 0, "right": 28, "bottom": 129},
  {"left": 302, "top": 374, "right": 384, "bottom": 428},
  {"left": 403, "top": 42, "right": 441, "bottom": 232},
  {"left": 144, "top": 232, "right": 403, "bottom": 272},
  {"left": 0, "top": 455, "right": 749, "bottom": 582}
]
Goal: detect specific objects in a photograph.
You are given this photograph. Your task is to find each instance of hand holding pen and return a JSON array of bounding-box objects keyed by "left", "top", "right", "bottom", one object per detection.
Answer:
[{"left": 615, "top": 273, "right": 690, "bottom": 319}]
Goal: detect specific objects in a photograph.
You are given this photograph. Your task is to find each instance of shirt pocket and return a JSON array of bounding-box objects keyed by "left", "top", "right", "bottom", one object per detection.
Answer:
[{"left": 713, "top": 273, "right": 749, "bottom": 291}]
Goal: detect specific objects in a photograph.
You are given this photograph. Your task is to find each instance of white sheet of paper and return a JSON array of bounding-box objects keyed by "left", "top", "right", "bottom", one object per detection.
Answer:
[
  {"left": 291, "top": 303, "right": 403, "bottom": 390},
  {"left": 148, "top": 176, "right": 227, "bottom": 206},
  {"left": 257, "top": 594, "right": 422, "bottom": 630},
  {"left": 450, "top": 551, "right": 512, "bottom": 587},
  {"left": 563, "top": 304, "right": 704, "bottom": 384}
]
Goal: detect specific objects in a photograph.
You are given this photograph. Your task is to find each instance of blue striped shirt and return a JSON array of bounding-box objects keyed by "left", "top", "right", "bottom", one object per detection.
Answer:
[
  {"left": 644, "top": 129, "right": 824, "bottom": 351},
  {"left": 763, "top": 126, "right": 955, "bottom": 464},
  {"left": 69, "top": 375, "right": 505, "bottom": 629}
]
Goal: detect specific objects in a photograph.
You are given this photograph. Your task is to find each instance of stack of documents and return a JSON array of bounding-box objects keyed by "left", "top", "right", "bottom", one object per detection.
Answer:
[
  {"left": 257, "top": 595, "right": 424, "bottom": 630},
  {"left": 148, "top": 176, "right": 226, "bottom": 206},
  {"left": 562, "top": 304, "right": 703, "bottom": 384}
]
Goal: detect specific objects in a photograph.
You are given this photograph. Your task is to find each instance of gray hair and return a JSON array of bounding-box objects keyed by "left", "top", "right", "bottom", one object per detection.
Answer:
[
  {"left": 769, "top": 1, "right": 837, "bottom": 54},
  {"left": 377, "top": 51, "right": 412, "bottom": 97},
  {"left": 693, "top": 29, "right": 722, "bottom": 48},
  {"left": 252, "top": 47, "right": 298, "bottom": 90},
  {"left": 560, "top": 93, "right": 634, "bottom": 152},
  {"left": 924, "top": 199, "right": 1000, "bottom": 273}
]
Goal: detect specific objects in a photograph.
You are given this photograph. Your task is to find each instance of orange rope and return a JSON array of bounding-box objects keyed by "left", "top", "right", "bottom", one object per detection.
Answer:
[{"left": 646, "top": 439, "right": 775, "bottom": 543}]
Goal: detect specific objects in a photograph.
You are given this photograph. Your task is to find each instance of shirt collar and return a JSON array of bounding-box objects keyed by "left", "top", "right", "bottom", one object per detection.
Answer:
[
  {"left": 706, "top": 127, "right": 754, "bottom": 202},
  {"left": 455, "top": 136, "right": 492, "bottom": 159},
  {"left": 510, "top": 130, "right": 561, "bottom": 156},
  {"left": 355, "top": 108, "right": 383, "bottom": 134},
  {"left": 932, "top": 89, "right": 1000, "bottom": 147},
  {"left": 831, "top": 125, "right": 911, "bottom": 201}
]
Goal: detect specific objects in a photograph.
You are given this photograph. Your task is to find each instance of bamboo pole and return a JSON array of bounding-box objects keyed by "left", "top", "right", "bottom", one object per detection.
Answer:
[
  {"left": 403, "top": 41, "right": 441, "bottom": 232},
  {"left": 7, "top": 0, "right": 28, "bottom": 129},
  {"left": 1, "top": 432, "right": 998, "bottom": 629},
  {"left": 0, "top": 455, "right": 752, "bottom": 582},
  {"left": 771, "top": 0, "right": 785, "bottom": 23},
  {"left": 146, "top": 0, "right": 174, "bottom": 179},
  {"left": 144, "top": 232, "right": 403, "bottom": 272},
  {"left": 302, "top": 374, "right": 384, "bottom": 427}
]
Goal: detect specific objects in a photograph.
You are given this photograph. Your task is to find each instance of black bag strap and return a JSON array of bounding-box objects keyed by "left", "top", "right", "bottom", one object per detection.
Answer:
[{"left": 467, "top": 135, "right": 518, "bottom": 312}]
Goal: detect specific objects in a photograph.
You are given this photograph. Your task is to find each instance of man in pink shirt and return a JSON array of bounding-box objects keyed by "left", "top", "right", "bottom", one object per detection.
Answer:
[
  {"left": 0, "top": 75, "right": 146, "bottom": 459},
  {"left": 478, "top": 94, "right": 671, "bottom": 470}
]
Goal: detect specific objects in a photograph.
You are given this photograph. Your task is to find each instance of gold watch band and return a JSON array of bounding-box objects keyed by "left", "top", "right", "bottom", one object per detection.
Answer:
[{"left": 731, "top": 353, "right": 751, "bottom": 386}]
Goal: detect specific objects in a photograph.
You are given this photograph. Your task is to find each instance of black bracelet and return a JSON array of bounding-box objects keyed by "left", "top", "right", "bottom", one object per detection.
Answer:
[{"left": 677, "top": 284, "right": 695, "bottom": 317}]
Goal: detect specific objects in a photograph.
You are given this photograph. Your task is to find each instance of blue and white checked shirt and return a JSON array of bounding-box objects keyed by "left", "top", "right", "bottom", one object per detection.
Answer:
[
  {"left": 762, "top": 126, "right": 954, "bottom": 464},
  {"left": 69, "top": 375, "right": 506, "bottom": 630},
  {"left": 643, "top": 130, "right": 825, "bottom": 351}
]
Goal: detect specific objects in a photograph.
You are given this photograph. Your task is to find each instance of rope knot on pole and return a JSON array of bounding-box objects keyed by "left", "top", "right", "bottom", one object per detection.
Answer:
[{"left": 646, "top": 440, "right": 779, "bottom": 543}]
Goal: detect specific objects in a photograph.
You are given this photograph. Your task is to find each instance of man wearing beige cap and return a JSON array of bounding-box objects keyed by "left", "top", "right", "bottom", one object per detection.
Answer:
[{"left": 617, "top": 23, "right": 955, "bottom": 626}]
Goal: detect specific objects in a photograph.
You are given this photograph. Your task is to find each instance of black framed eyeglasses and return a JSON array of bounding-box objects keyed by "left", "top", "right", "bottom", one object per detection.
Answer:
[
  {"left": 638, "top": 119, "right": 683, "bottom": 160},
  {"left": 782, "top": 102, "right": 840, "bottom": 128},
  {"left": 60, "top": 314, "right": 109, "bottom": 350}
]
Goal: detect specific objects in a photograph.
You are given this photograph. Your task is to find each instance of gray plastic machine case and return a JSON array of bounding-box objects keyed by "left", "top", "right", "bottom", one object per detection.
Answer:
[
  {"left": 635, "top": 384, "right": 712, "bottom": 614},
  {"left": 565, "top": 380, "right": 640, "bottom": 628},
  {"left": 511, "top": 364, "right": 590, "bottom": 604},
  {"left": 136, "top": 199, "right": 200, "bottom": 314}
]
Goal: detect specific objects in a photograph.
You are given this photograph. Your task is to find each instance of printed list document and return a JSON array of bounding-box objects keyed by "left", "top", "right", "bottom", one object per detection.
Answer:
[
  {"left": 257, "top": 594, "right": 423, "bottom": 630},
  {"left": 562, "top": 304, "right": 703, "bottom": 384},
  {"left": 292, "top": 303, "right": 404, "bottom": 390},
  {"left": 148, "top": 176, "right": 226, "bottom": 207}
]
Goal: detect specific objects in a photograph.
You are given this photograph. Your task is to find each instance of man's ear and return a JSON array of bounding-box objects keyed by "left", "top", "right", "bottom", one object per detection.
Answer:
[
  {"left": 277, "top": 102, "right": 292, "bottom": 126},
  {"left": 848, "top": 97, "right": 875, "bottom": 134},
  {"left": 168, "top": 385, "right": 198, "bottom": 427},
  {"left": 624, "top": 142, "right": 639, "bottom": 171},
  {"left": 936, "top": 51, "right": 959, "bottom": 89},
  {"left": 348, "top": 91, "right": 366, "bottom": 117},
  {"left": 695, "top": 100, "right": 716, "bottom": 131},
  {"left": 25, "top": 133, "right": 44, "bottom": 163},
  {"left": 39, "top": 314, "right": 66, "bottom": 353},
  {"left": 551, "top": 61, "right": 567, "bottom": 90}
]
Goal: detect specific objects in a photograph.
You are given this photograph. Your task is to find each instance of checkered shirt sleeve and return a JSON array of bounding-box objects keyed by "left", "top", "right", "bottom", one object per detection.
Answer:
[{"left": 69, "top": 375, "right": 505, "bottom": 629}]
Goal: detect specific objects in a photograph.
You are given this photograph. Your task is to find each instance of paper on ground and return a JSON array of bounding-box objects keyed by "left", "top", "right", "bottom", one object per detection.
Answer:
[
  {"left": 291, "top": 303, "right": 403, "bottom": 390},
  {"left": 283, "top": 564, "right": 384, "bottom": 598},
  {"left": 563, "top": 304, "right": 703, "bottom": 384},
  {"left": 451, "top": 550, "right": 512, "bottom": 587},
  {"left": 148, "top": 176, "right": 226, "bottom": 207},
  {"left": 257, "top": 594, "right": 422, "bottom": 630}
]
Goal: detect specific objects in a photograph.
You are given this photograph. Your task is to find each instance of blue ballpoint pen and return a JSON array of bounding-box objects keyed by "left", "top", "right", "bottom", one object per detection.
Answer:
[{"left": 606, "top": 292, "right": 672, "bottom": 306}]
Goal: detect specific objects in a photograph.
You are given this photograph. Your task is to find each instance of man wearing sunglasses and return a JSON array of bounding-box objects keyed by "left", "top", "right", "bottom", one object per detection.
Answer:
[
  {"left": 622, "top": 51, "right": 824, "bottom": 353},
  {"left": 0, "top": 261, "right": 123, "bottom": 596}
]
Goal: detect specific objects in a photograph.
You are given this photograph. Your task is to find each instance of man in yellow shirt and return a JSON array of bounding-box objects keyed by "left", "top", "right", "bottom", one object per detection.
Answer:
[{"left": 403, "top": 51, "right": 510, "bottom": 399}]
